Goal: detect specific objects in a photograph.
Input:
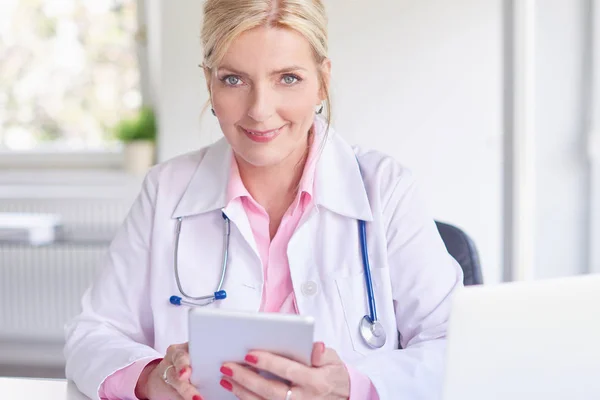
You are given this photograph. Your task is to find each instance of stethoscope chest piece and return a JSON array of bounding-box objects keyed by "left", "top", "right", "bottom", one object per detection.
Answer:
[{"left": 360, "top": 315, "right": 386, "bottom": 349}]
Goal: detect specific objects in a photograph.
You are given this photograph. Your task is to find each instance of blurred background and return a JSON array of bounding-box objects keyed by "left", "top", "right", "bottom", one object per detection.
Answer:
[{"left": 0, "top": 0, "right": 598, "bottom": 380}]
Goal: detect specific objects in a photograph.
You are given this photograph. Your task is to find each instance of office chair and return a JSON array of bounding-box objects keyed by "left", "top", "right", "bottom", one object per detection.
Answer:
[{"left": 435, "top": 221, "right": 483, "bottom": 286}]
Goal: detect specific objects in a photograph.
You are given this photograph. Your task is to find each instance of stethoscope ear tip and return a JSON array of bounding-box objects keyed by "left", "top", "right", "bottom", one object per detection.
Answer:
[
  {"left": 214, "top": 290, "right": 227, "bottom": 300},
  {"left": 169, "top": 296, "right": 183, "bottom": 305}
]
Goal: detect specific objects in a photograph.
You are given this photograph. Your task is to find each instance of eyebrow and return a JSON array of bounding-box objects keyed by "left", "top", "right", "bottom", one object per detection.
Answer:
[{"left": 217, "top": 65, "right": 308, "bottom": 76}]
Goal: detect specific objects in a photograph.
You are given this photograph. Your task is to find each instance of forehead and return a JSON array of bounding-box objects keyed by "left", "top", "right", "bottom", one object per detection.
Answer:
[{"left": 219, "top": 26, "right": 315, "bottom": 72}]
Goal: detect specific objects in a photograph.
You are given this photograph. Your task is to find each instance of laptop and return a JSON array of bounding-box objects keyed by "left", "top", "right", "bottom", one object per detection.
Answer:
[{"left": 443, "top": 273, "right": 600, "bottom": 400}]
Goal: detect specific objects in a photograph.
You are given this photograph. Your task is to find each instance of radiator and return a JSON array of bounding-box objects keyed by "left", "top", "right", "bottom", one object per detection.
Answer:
[
  {"left": 0, "top": 243, "right": 106, "bottom": 342},
  {"left": 0, "top": 195, "right": 132, "bottom": 344}
]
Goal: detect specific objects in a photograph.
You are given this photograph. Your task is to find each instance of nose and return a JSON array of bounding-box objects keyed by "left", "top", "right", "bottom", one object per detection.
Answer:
[{"left": 246, "top": 84, "right": 275, "bottom": 123}]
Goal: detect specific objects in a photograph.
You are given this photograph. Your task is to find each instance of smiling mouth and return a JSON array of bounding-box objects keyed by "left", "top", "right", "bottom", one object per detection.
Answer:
[{"left": 241, "top": 127, "right": 282, "bottom": 137}]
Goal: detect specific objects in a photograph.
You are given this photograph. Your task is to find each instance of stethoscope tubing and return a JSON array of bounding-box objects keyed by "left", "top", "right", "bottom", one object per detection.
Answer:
[
  {"left": 172, "top": 214, "right": 379, "bottom": 323},
  {"left": 172, "top": 214, "right": 230, "bottom": 303},
  {"left": 358, "top": 219, "right": 378, "bottom": 323}
]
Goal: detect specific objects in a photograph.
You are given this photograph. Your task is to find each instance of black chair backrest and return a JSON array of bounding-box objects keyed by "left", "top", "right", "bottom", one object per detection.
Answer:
[{"left": 435, "top": 221, "right": 483, "bottom": 286}]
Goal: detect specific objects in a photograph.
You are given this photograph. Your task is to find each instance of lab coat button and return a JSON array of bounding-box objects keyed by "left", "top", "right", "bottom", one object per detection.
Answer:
[{"left": 301, "top": 281, "right": 318, "bottom": 296}]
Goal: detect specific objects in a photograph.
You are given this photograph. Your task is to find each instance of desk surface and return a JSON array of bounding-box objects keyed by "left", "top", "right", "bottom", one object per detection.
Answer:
[{"left": 0, "top": 377, "right": 89, "bottom": 399}]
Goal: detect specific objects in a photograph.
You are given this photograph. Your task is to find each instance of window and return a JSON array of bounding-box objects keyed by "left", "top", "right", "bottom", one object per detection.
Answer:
[{"left": 0, "top": 0, "right": 140, "bottom": 152}]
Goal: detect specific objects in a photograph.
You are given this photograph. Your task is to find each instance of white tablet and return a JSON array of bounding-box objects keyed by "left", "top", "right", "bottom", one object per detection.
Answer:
[{"left": 188, "top": 308, "right": 315, "bottom": 400}]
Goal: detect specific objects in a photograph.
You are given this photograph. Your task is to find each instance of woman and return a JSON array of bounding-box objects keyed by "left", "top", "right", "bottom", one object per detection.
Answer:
[{"left": 65, "top": 1, "right": 463, "bottom": 399}]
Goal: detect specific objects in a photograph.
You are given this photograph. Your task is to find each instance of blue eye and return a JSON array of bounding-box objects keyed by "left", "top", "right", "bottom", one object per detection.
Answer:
[
  {"left": 222, "top": 75, "right": 242, "bottom": 86},
  {"left": 282, "top": 75, "right": 300, "bottom": 85}
]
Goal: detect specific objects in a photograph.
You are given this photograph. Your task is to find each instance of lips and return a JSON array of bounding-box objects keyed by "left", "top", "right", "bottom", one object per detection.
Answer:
[
  {"left": 244, "top": 128, "right": 279, "bottom": 136},
  {"left": 240, "top": 125, "right": 285, "bottom": 143}
]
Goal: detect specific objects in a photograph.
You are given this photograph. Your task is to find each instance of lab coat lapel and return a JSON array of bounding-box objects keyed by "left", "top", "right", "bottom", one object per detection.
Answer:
[
  {"left": 222, "top": 200, "right": 261, "bottom": 265},
  {"left": 170, "top": 137, "right": 260, "bottom": 260},
  {"left": 219, "top": 200, "right": 264, "bottom": 311},
  {"left": 313, "top": 127, "right": 374, "bottom": 222},
  {"left": 288, "top": 125, "right": 375, "bottom": 317},
  {"left": 169, "top": 137, "right": 263, "bottom": 306},
  {"left": 171, "top": 138, "right": 230, "bottom": 219}
]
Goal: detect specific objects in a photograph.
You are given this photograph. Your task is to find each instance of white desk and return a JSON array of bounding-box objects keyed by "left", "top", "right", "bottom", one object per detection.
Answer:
[{"left": 0, "top": 377, "right": 89, "bottom": 399}]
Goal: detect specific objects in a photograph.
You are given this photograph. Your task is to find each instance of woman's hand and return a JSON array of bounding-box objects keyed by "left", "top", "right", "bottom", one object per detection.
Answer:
[
  {"left": 220, "top": 342, "right": 350, "bottom": 399},
  {"left": 135, "top": 342, "right": 204, "bottom": 400}
]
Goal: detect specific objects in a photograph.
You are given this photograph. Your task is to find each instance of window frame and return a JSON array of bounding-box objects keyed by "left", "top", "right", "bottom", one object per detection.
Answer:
[
  {"left": 590, "top": 1, "right": 600, "bottom": 273},
  {"left": 1, "top": 0, "right": 150, "bottom": 171}
]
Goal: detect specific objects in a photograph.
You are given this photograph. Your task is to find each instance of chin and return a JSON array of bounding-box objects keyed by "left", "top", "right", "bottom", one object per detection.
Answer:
[{"left": 237, "top": 150, "right": 285, "bottom": 168}]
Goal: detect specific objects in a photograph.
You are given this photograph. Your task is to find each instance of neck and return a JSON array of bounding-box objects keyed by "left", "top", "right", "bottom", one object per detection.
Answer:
[{"left": 236, "top": 134, "right": 311, "bottom": 215}]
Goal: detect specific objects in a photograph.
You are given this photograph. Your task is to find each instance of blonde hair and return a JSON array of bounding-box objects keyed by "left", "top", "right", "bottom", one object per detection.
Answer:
[{"left": 201, "top": 0, "right": 332, "bottom": 124}]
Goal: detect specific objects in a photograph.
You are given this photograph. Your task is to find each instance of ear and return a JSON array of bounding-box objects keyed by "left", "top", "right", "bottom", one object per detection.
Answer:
[{"left": 318, "top": 58, "right": 332, "bottom": 103}]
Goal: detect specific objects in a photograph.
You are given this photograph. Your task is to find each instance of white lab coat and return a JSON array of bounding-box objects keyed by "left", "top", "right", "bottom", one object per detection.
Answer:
[{"left": 64, "top": 121, "right": 463, "bottom": 400}]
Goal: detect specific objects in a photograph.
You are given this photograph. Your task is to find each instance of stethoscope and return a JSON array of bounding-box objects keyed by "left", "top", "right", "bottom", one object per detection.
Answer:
[{"left": 168, "top": 165, "right": 387, "bottom": 349}]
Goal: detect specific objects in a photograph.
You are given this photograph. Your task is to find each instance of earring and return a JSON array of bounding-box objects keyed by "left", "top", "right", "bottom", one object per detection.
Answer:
[
  {"left": 316, "top": 104, "right": 324, "bottom": 114},
  {"left": 211, "top": 108, "right": 216, "bottom": 116}
]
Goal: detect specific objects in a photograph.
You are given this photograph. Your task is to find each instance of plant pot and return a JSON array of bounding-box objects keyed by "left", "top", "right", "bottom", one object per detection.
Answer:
[{"left": 123, "top": 140, "right": 155, "bottom": 174}]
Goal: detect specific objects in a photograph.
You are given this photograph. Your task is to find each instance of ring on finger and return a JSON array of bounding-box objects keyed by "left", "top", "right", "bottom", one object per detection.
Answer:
[{"left": 162, "top": 364, "right": 176, "bottom": 385}]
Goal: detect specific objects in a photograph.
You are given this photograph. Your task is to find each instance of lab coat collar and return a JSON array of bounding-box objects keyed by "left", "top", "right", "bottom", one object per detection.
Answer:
[
  {"left": 313, "top": 125, "right": 374, "bottom": 222},
  {"left": 171, "top": 138, "right": 232, "bottom": 219},
  {"left": 171, "top": 118, "right": 373, "bottom": 222}
]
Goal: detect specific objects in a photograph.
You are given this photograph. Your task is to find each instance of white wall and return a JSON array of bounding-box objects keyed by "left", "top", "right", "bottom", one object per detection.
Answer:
[
  {"left": 327, "top": 1, "right": 503, "bottom": 282},
  {"left": 149, "top": 0, "right": 504, "bottom": 282},
  {"left": 534, "top": 0, "right": 592, "bottom": 278}
]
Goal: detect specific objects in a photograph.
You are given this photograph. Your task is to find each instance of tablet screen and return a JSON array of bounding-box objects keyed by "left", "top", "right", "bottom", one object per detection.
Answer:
[{"left": 188, "top": 308, "right": 314, "bottom": 399}]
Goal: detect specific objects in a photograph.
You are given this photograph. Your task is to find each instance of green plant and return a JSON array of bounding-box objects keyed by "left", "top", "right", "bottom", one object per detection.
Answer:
[{"left": 114, "top": 106, "right": 156, "bottom": 143}]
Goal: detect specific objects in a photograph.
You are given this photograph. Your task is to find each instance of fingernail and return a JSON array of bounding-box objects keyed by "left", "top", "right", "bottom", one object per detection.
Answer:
[
  {"left": 220, "top": 366, "right": 233, "bottom": 377},
  {"left": 220, "top": 379, "right": 233, "bottom": 391},
  {"left": 320, "top": 342, "right": 326, "bottom": 354},
  {"left": 193, "top": 396, "right": 203, "bottom": 400},
  {"left": 179, "top": 367, "right": 188, "bottom": 377},
  {"left": 245, "top": 354, "right": 258, "bottom": 364}
]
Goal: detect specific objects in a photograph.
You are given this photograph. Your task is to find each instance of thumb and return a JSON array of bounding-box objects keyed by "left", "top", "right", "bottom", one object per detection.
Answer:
[{"left": 311, "top": 342, "right": 341, "bottom": 367}]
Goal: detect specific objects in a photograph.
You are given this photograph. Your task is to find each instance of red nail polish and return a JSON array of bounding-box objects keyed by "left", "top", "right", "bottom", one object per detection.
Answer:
[
  {"left": 245, "top": 354, "right": 258, "bottom": 364},
  {"left": 179, "top": 367, "right": 188, "bottom": 377},
  {"left": 220, "top": 379, "right": 233, "bottom": 391},
  {"left": 193, "top": 396, "right": 203, "bottom": 400},
  {"left": 220, "top": 366, "right": 233, "bottom": 377}
]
